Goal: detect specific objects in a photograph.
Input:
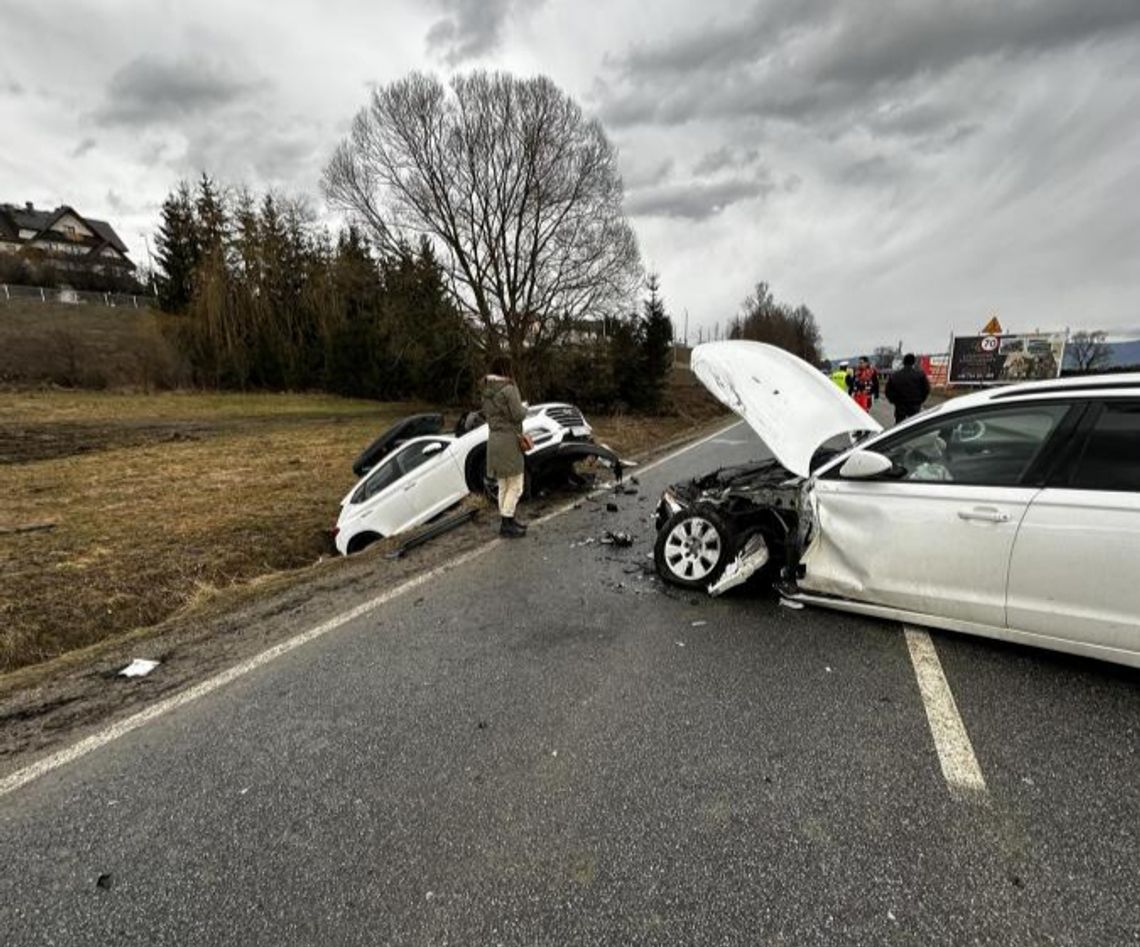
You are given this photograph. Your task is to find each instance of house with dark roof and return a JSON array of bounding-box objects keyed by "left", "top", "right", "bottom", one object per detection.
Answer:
[{"left": 0, "top": 201, "right": 135, "bottom": 279}]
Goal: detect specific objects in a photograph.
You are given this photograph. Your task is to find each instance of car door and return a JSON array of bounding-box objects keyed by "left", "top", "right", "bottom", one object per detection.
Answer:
[
  {"left": 342, "top": 449, "right": 417, "bottom": 537},
  {"left": 1006, "top": 400, "right": 1140, "bottom": 659},
  {"left": 801, "top": 402, "right": 1075, "bottom": 627},
  {"left": 393, "top": 439, "right": 467, "bottom": 528}
]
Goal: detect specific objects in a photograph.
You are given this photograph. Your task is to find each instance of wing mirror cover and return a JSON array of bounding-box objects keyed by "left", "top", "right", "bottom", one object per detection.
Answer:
[{"left": 839, "top": 450, "right": 894, "bottom": 479}]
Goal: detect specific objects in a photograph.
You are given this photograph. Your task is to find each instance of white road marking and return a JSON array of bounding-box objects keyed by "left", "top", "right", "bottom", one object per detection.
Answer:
[
  {"left": 904, "top": 626, "right": 988, "bottom": 803},
  {"left": 1, "top": 418, "right": 746, "bottom": 799}
]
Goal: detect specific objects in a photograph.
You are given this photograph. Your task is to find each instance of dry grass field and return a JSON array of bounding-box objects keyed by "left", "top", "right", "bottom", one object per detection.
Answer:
[
  {"left": 1, "top": 376, "right": 726, "bottom": 674},
  {"left": 0, "top": 299, "right": 188, "bottom": 388}
]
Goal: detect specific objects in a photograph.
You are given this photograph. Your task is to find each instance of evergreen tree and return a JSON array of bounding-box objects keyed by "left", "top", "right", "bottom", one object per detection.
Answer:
[
  {"left": 640, "top": 273, "right": 674, "bottom": 412},
  {"left": 608, "top": 312, "right": 647, "bottom": 411},
  {"left": 153, "top": 182, "right": 199, "bottom": 313}
]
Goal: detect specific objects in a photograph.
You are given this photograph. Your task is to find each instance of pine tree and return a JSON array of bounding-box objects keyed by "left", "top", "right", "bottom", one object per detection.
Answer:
[
  {"left": 641, "top": 273, "right": 674, "bottom": 412},
  {"left": 153, "top": 182, "right": 200, "bottom": 313}
]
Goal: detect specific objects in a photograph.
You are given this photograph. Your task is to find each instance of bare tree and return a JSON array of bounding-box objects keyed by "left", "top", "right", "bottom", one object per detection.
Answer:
[
  {"left": 872, "top": 345, "right": 897, "bottom": 370},
  {"left": 1068, "top": 330, "right": 1112, "bottom": 373},
  {"left": 323, "top": 71, "right": 642, "bottom": 378}
]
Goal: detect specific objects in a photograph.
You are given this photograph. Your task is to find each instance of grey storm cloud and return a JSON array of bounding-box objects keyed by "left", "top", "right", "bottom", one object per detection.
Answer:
[
  {"left": 71, "top": 137, "right": 97, "bottom": 159},
  {"left": 600, "top": 0, "right": 1140, "bottom": 132},
  {"left": 94, "top": 55, "right": 265, "bottom": 128},
  {"left": 426, "top": 0, "right": 546, "bottom": 64},
  {"left": 693, "top": 146, "right": 761, "bottom": 176},
  {"left": 626, "top": 173, "right": 774, "bottom": 221}
]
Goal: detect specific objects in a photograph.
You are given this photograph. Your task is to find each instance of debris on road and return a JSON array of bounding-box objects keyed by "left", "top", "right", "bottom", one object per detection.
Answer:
[
  {"left": 95, "top": 873, "right": 113, "bottom": 891},
  {"left": 779, "top": 598, "right": 805, "bottom": 610},
  {"left": 601, "top": 531, "right": 633, "bottom": 547},
  {"left": 119, "top": 658, "right": 160, "bottom": 678},
  {"left": 691, "top": 620, "right": 708, "bottom": 627},
  {"left": 606, "top": 502, "right": 619, "bottom": 513},
  {"left": 384, "top": 508, "right": 478, "bottom": 559}
]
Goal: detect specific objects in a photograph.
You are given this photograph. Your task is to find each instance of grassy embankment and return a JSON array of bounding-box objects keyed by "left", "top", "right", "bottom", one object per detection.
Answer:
[
  {"left": 0, "top": 298, "right": 187, "bottom": 389},
  {"left": 1, "top": 372, "right": 725, "bottom": 675}
]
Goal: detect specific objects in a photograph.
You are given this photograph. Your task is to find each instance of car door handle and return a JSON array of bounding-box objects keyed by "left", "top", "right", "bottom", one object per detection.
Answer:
[{"left": 958, "top": 507, "right": 1010, "bottom": 523}]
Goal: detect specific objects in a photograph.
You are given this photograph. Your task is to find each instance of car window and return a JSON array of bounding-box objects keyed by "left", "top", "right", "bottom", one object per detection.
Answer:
[
  {"left": 877, "top": 404, "right": 1070, "bottom": 486},
  {"left": 1069, "top": 402, "right": 1140, "bottom": 492},
  {"left": 352, "top": 453, "right": 402, "bottom": 503},
  {"left": 396, "top": 440, "right": 446, "bottom": 477}
]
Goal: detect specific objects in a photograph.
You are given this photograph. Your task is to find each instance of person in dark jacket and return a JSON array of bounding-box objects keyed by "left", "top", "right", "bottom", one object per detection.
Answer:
[
  {"left": 481, "top": 354, "right": 529, "bottom": 538},
  {"left": 885, "top": 353, "right": 931, "bottom": 424}
]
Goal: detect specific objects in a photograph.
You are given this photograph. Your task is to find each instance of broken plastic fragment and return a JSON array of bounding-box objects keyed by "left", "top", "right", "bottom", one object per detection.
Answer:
[
  {"left": 691, "top": 620, "right": 707, "bottom": 627},
  {"left": 778, "top": 599, "right": 805, "bottom": 610},
  {"left": 119, "top": 658, "right": 160, "bottom": 678},
  {"left": 601, "top": 531, "right": 633, "bottom": 547}
]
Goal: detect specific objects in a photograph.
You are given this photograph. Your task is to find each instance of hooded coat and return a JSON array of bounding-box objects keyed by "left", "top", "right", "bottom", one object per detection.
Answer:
[{"left": 482, "top": 375, "right": 527, "bottom": 478}]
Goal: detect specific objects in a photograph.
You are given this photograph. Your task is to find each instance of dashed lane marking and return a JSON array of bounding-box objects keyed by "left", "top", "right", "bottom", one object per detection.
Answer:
[{"left": 904, "top": 626, "right": 989, "bottom": 803}]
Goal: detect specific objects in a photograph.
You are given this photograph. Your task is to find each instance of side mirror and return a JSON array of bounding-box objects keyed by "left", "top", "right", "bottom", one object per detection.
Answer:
[{"left": 839, "top": 450, "right": 894, "bottom": 480}]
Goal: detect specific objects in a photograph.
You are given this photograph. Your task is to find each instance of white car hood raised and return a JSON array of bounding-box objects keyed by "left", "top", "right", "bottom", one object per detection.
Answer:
[{"left": 691, "top": 341, "right": 882, "bottom": 477}]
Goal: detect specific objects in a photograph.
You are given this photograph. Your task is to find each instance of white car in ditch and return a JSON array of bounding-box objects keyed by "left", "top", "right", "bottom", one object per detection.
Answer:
[
  {"left": 654, "top": 341, "right": 1140, "bottom": 668},
  {"left": 335, "top": 404, "right": 622, "bottom": 554}
]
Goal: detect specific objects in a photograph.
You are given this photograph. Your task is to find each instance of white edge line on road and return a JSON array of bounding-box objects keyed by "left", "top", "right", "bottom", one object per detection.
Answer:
[
  {"left": 0, "top": 417, "right": 746, "bottom": 799},
  {"left": 904, "top": 625, "right": 988, "bottom": 803}
]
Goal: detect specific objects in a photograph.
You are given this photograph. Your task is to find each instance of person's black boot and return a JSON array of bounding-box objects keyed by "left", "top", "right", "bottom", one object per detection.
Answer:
[{"left": 499, "top": 516, "right": 526, "bottom": 538}]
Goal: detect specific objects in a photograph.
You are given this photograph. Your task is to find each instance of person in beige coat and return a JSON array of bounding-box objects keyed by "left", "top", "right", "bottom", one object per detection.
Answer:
[{"left": 481, "top": 354, "right": 530, "bottom": 538}]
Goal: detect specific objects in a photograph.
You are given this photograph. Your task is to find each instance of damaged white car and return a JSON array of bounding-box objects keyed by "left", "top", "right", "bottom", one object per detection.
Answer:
[
  {"left": 336, "top": 404, "right": 622, "bottom": 554},
  {"left": 655, "top": 341, "right": 1140, "bottom": 668}
]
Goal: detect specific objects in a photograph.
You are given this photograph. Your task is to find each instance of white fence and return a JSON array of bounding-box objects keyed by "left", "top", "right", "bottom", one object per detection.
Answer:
[{"left": 0, "top": 283, "right": 157, "bottom": 309}]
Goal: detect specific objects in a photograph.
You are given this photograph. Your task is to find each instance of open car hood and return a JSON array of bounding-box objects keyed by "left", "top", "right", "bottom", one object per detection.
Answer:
[{"left": 691, "top": 341, "right": 882, "bottom": 477}]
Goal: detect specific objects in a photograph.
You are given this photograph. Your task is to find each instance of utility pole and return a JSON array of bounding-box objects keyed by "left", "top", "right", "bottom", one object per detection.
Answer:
[{"left": 684, "top": 309, "right": 689, "bottom": 347}]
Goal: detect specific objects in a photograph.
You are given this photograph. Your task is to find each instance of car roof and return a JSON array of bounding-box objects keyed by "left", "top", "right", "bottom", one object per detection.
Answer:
[{"left": 941, "top": 373, "right": 1140, "bottom": 411}]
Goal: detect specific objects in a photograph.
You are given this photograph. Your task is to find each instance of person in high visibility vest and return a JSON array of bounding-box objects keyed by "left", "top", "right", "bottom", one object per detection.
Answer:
[{"left": 830, "top": 361, "right": 850, "bottom": 392}]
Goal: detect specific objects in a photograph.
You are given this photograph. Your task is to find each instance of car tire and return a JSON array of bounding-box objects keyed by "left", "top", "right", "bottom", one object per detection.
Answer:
[
  {"left": 464, "top": 445, "right": 488, "bottom": 493},
  {"left": 654, "top": 506, "right": 734, "bottom": 590},
  {"left": 346, "top": 531, "right": 382, "bottom": 554}
]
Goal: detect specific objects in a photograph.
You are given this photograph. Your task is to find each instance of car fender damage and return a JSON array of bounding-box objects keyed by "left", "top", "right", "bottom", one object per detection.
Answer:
[
  {"left": 654, "top": 459, "right": 818, "bottom": 595},
  {"left": 708, "top": 531, "right": 769, "bottom": 596},
  {"left": 526, "top": 439, "right": 626, "bottom": 487}
]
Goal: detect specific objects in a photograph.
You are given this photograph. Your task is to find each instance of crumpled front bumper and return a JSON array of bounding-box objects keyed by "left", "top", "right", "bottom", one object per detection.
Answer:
[{"left": 527, "top": 439, "right": 626, "bottom": 483}]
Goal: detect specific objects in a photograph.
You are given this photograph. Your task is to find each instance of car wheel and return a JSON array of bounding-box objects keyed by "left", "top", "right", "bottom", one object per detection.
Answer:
[
  {"left": 464, "top": 445, "right": 488, "bottom": 493},
  {"left": 654, "top": 507, "right": 732, "bottom": 590},
  {"left": 346, "top": 531, "right": 381, "bottom": 554}
]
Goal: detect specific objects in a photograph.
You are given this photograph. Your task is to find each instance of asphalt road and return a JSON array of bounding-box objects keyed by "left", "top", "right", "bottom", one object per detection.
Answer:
[{"left": 2, "top": 420, "right": 1138, "bottom": 946}]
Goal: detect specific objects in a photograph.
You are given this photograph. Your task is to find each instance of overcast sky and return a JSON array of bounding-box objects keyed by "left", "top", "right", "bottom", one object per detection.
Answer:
[{"left": 2, "top": 0, "right": 1138, "bottom": 355}]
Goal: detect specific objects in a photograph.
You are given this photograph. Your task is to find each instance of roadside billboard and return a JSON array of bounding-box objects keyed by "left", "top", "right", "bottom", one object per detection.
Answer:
[
  {"left": 948, "top": 333, "right": 1066, "bottom": 385},
  {"left": 920, "top": 353, "right": 949, "bottom": 388}
]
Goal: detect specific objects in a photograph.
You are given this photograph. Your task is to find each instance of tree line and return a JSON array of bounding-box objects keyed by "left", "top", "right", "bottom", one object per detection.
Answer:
[
  {"left": 150, "top": 69, "right": 830, "bottom": 412},
  {"left": 728, "top": 282, "right": 823, "bottom": 366},
  {"left": 154, "top": 174, "right": 674, "bottom": 410}
]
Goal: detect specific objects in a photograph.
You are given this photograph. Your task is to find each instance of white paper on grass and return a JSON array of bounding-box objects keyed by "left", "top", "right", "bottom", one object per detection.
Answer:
[{"left": 119, "top": 658, "right": 160, "bottom": 678}]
